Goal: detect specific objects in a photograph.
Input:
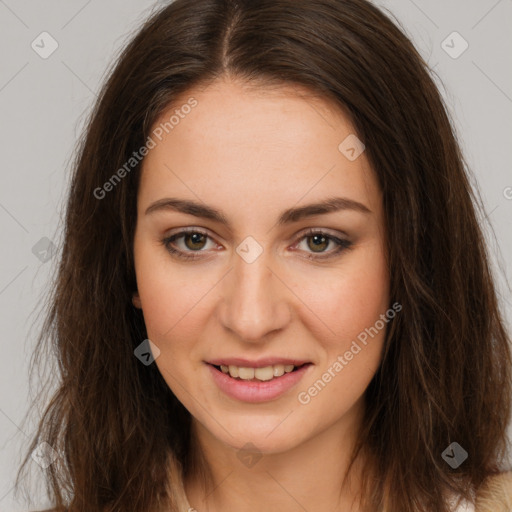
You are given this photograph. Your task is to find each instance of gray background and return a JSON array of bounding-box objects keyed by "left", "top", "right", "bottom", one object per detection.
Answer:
[{"left": 1, "top": 0, "right": 511, "bottom": 510}]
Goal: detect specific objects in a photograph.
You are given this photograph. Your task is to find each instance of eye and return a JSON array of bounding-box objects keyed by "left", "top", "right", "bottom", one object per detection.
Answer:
[
  {"left": 293, "top": 228, "right": 352, "bottom": 260},
  {"left": 161, "top": 228, "right": 352, "bottom": 261},
  {"left": 161, "top": 229, "right": 216, "bottom": 261}
]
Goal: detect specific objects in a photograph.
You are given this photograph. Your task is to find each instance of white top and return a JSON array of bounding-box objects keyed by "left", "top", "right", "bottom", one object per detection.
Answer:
[{"left": 452, "top": 497, "right": 475, "bottom": 511}]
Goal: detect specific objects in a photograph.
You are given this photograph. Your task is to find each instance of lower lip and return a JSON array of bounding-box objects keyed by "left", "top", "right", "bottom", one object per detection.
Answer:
[{"left": 207, "top": 363, "right": 312, "bottom": 403}]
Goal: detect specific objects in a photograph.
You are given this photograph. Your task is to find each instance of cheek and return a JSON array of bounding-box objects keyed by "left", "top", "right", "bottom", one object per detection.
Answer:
[
  {"left": 135, "top": 233, "right": 389, "bottom": 348},
  {"left": 292, "top": 242, "right": 389, "bottom": 417},
  {"left": 297, "top": 239, "right": 389, "bottom": 348},
  {"left": 133, "top": 248, "right": 211, "bottom": 392},
  {"left": 134, "top": 240, "right": 216, "bottom": 340},
  {"left": 292, "top": 248, "right": 388, "bottom": 410}
]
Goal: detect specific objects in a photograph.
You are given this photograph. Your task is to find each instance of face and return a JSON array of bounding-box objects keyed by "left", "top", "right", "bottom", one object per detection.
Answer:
[{"left": 132, "top": 77, "right": 390, "bottom": 455}]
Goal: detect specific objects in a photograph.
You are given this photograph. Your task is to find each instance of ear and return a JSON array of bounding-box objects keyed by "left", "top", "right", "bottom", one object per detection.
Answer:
[{"left": 132, "top": 292, "right": 142, "bottom": 309}]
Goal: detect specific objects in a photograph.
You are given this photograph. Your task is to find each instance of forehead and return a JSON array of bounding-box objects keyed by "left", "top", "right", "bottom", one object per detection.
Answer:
[{"left": 138, "top": 78, "right": 380, "bottom": 220}]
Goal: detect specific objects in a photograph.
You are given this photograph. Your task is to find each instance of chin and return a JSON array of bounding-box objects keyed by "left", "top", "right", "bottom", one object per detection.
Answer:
[{"left": 200, "top": 414, "right": 308, "bottom": 455}]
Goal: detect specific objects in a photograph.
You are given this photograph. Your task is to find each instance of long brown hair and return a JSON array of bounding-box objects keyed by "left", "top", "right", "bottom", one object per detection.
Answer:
[{"left": 14, "top": 0, "right": 511, "bottom": 511}]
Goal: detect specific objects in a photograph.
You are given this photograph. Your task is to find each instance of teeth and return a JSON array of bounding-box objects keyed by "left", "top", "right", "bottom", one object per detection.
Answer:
[
  {"left": 238, "top": 367, "right": 255, "bottom": 379},
  {"left": 254, "top": 366, "right": 274, "bottom": 381},
  {"left": 219, "top": 363, "right": 300, "bottom": 381},
  {"left": 273, "top": 364, "right": 285, "bottom": 377}
]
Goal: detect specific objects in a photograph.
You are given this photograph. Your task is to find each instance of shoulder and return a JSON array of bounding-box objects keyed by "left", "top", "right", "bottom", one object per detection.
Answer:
[{"left": 475, "top": 470, "right": 512, "bottom": 512}]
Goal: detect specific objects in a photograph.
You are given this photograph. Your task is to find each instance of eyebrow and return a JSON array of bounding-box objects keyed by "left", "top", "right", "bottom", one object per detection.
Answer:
[{"left": 144, "top": 196, "right": 372, "bottom": 228}]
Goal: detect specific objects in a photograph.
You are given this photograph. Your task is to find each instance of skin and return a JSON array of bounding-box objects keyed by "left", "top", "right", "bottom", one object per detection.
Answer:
[{"left": 132, "top": 76, "right": 390, "bottom": 512}]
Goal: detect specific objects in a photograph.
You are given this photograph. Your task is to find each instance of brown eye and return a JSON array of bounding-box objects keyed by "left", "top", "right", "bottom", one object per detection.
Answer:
[
  {"left": 295, "top": 229, "right": 353, "bottom": 260},
  {"left": 162, "top": 228, "right": 352, "bottom": 262},
  {"left": 183, "top": 232, "right": 208, "bottom": 251},
  {"left": 306, "top": 233, "right": 329, "bottom": 253},
  {"left": 162, "top": 229, "right": 215, "bottom": 261}
]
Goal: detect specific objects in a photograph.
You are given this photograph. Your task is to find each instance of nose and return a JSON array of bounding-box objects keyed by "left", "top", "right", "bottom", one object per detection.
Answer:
[{"left": 217, "top": 248, "right": 292, "bottom": 342}]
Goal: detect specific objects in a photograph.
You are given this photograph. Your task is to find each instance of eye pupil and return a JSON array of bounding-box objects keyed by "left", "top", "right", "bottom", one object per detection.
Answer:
[
  {"left": 308, "top": 234, "right": 328, "bottom": 252},
  {"left": 185, "top": 232, "right": 207, "bottom": 250}
]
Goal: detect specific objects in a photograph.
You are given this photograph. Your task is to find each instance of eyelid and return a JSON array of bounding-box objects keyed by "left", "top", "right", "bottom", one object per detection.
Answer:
[
  {"left": 295, "top": 226, "right": 350, "bottom": 240},
  {"left": 161, "top": 226, "right": 352, "bottom": 261},
  {"left": 291, "top": 227, "right": 352, "bottom": 260},
  {"left": 163, "top": 226, "right": 349, "bottom": 243}
]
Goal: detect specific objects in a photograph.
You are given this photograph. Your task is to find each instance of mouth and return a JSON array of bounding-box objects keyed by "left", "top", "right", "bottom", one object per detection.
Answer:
[
  {"left": 209, "top": 362, "right": 310, "bottom": 382},
  {"left": 205, "top": 360, "right": 313, "bottom": 403}
]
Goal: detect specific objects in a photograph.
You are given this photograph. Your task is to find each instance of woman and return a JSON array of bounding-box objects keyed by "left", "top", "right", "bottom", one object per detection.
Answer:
[{"left": 15, "top": 0, "right": 512, "bottom": 511}]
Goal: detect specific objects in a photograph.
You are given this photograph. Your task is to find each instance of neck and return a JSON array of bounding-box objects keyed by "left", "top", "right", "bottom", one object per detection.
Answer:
[{"left": 183, "top": 397, "right": 367, "bottom": 512}]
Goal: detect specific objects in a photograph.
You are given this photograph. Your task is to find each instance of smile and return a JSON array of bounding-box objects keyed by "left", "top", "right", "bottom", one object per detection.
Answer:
[
  {"left": 215, "top": 363, "right": 304, "bottom": 381},
  {"left": 206, "top": 362, "right": 313, "bottom": 403}
]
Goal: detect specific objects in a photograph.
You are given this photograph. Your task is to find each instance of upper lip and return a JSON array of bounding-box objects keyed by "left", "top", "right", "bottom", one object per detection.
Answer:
[{"left": 206, "top": 357, "right": 311, "bottom": 368}]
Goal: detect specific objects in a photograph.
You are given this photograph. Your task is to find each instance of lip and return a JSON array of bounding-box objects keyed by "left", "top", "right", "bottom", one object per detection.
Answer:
[
  {"left": 206, "top": 362, "right": 313, "bottom": 403},
  {"left": 206, "top": 357, "right": 310, "bottom": 368}
]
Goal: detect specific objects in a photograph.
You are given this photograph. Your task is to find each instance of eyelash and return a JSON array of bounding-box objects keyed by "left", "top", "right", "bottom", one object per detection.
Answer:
[{"left": 161, "top": 228, "right": 352, "bottom": 262}]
